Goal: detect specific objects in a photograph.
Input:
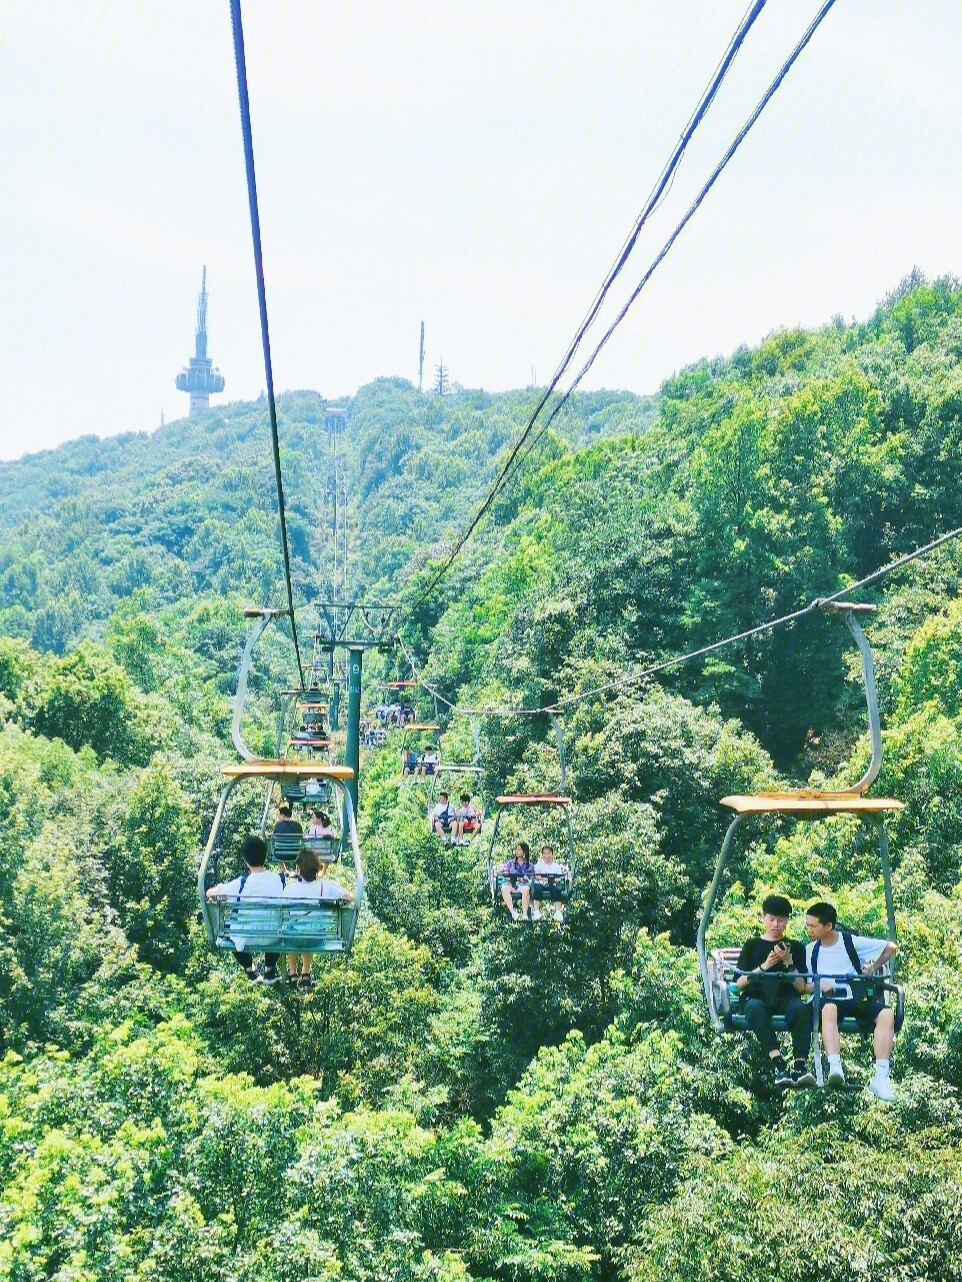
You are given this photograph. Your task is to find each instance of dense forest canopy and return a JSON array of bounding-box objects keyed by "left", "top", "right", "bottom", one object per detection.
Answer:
[{"left": 2, "top": 274, "right": 962, "bottom": 1279}]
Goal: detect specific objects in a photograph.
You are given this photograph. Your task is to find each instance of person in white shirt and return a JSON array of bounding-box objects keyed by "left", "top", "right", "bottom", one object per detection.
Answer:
[
  {"left": 804, "top": 900, "right": 898, "bottom": 1100},
  {"left": 429, "top": 792, "right": 457, "bottom": 841},
  {"left": 530, "top": 844, "right": 570, "bottom": 921},
  {"left": 206, "top": 834, "right": 285, "bottom": 984},
  {"left": 283, "top": 848, "right": 352, "bottom": 987}
]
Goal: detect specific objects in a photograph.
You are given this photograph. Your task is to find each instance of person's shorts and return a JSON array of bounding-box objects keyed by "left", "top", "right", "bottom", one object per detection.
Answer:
[
  {"left": 460, "top": 820, "right": 478, "bottom": 833},
  {"left": 435, "top": 820, "right": 453, "bottom": 832},
  {"left": 821, "top": 994, "right": 886, "bottom": 1029},
  {"left": 532, "top": 881, "right": 566, "bottom": 902}
]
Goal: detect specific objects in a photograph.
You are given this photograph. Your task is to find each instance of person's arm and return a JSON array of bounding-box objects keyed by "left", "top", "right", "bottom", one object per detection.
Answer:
[
  {"left": 862, "top": 940, "right": 897, "bottom": 973},
  {"left": 206, "top": 875, "right": 239, "bottom": 900},
  {"left": 734, "top": 942, "right": 784, "bottom": 990}
]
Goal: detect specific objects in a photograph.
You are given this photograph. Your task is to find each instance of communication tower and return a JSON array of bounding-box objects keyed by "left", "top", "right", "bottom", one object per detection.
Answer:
[{"left": 175, "top": 267, "right": 226, "bottom": 415}]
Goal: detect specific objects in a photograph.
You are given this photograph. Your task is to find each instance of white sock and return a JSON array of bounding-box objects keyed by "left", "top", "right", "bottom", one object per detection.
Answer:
[
  {"left": 875, "top": 1059, "right": 890, "bottom": 1073},
  {"left": 828, "top": 1054, "right": 842, "bottom": 1067}
]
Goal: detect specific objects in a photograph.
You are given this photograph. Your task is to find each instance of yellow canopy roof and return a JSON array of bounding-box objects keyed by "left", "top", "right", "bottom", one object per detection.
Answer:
[
  {"left": 721, "top": 792, "right": 904, "bottom": 815},
  {"left": 222, "top": 762, "right": 355, "bottom": 780}
]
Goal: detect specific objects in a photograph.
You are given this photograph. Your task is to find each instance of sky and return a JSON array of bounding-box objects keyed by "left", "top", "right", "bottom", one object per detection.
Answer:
[{"left": 1, "top": 1, "right": 960, "bottom": 462}]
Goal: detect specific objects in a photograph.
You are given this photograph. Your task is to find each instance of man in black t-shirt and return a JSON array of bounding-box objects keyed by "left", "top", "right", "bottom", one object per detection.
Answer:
[
  {"left": 735, "top": 894, "right": 813, "bottom": 1090},
  {"left": 273, "top": 802, "right": 303, "bottom": 837}
]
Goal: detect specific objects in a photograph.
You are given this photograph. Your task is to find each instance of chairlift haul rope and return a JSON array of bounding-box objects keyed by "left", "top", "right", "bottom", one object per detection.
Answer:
[
  {"left": 398, "top": 0, "right": 837, "bottom": 622},
  {"left": 229, "top": 0, "right": 305, "bottom": 679},
  {"left": 397, "top": 521, "right": 962, "bottom": 722}
]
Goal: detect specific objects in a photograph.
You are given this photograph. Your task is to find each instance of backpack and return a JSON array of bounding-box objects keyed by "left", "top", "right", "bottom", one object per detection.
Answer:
[{"left": 811, "top": 931, "right": 879, "bottom": 1002}]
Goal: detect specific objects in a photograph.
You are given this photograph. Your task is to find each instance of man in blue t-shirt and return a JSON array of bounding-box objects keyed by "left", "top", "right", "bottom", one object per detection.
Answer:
[{"left": 805, "top": 900, "right": 898, "bottom": 1100}]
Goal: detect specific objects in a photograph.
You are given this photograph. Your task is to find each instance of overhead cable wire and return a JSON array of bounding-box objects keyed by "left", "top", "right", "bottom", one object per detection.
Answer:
[
  {"left": 395, "top": 0, "right": 770, "bottom": 622},
  {"left": 229, "top": 0, "right": 305, "bottom": 680},
  {"left": 548, "top": 0, "right": 768, "bottom": 409},
  {"left": 398, "top": 521, "right": 962, "bottom": 720},
  {"left": 507, "top": 0, "right": 838, "bottom": 481}
]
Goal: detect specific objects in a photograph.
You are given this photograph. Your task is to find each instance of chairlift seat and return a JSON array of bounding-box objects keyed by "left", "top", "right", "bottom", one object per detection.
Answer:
[
  {"left": 270, "top": 832, "right": 305, "bottom": 863},
  {"left": 708, "top": 947, "right": 904, "bottom": 1035},
  {"left": 302, "top": 835, "right": 341, "bottom": 863},
  {"left": 532, "top": 869, "right": 573, "bottom": 901},
  {"left": 494, "top": 873, "right": 531, "bottom": 900},
  {"left": 212, "top": 897, "right": 351, "bottom": 954}
]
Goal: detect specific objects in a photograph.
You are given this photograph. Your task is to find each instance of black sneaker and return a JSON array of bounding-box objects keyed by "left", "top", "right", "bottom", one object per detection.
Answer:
[
  {"left": 791, "top": 1065, "right": 817, "bottom": 1089},
  {"left": 243, "top": 966, "right": 259, "bottom": 983},
  {"left": 773, "top": 1064, "right": 793, "bottom": 1091},
  {"left": 258, "top": 967, "right": 280, "bottom": 987}
]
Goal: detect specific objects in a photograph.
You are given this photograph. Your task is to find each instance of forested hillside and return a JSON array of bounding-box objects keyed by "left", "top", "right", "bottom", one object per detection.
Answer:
[{"left": 3, "top": 274, "right": 962, "bottom": 1280}]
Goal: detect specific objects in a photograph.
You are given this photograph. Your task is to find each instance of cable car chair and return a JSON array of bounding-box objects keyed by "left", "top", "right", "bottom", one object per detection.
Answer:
[
  {"left": 485, "top": 713, "right": 576, "bottom": 915},
  {"left": 199, "top": 762, "right": 364, "bottom": 957},
  {"left": 399, "top": 723, "right": 442, "bottom": 781},
  {"left": 485, "top": 794, "right": 576, "bottom": 914},
  {"left": 696, "top": 601, "right": 905, "bottom": 1088}
]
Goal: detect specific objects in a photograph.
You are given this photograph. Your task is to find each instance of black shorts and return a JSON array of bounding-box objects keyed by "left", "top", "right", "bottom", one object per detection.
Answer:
[
  {"left": 532, "top": 881, "right": 566, "bottom": 902},
  {"left": 821, "top": 994, "right": 886, "bottom": 1029}
]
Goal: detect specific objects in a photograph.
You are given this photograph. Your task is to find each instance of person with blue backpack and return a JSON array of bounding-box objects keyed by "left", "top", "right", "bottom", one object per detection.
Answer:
[
  {"left": 206, "top": 834, "right": 285, "bottom": 985},
  {"left": 805, "top": 901, "right": 898, "bottom": 1100}
]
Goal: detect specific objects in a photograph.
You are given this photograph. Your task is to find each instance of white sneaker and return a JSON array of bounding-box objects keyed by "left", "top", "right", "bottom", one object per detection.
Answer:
[
  {"left": 827, "top": 1061, "right": 846, "bottom": 1089},
  {"left": 530, "top": 906, "right": 541, "bottom": 920},
  {"left": 510, "top": 907, "right": 519, "bottom": 921},
  {"left": 554, "top": 907, "right": 564, "bottom": 923},
  {"left": 869, "top": 1067, "right": 896, "bottom": 1102}
]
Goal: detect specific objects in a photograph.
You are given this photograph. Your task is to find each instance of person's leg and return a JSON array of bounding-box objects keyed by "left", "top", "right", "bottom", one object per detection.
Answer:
[
  {"left": 520, "top": 885, "right": 531, "bottom": 917},
  {"left": 820, "top": 1001, "right": 841, "bottom": 1055},
  {"left": 820, "top": 999, "right": 848, "bottom": 1086},
  {"left": 781, "top": 993, "right": 815, "bottom": 1085},
  {"left": 785, "top": 993, "right": 813, "bottom": 1062},
  {"left": 874, "top": 1004, "right": 895, "bottom": 1061},
  {"left": 743, "top": 998, "right": 779, "bottom": 1059},
  {"left": 869, "top": 1003, "right": 897, "bottom": 1099},
  {"left": 500, "top": 883, "right": 517, "bottom": 916}
]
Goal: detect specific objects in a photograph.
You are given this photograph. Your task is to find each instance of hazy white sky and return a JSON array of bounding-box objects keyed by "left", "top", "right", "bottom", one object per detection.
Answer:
[{"left": 1, "top": 1, "right": 960, "bottom": 462}]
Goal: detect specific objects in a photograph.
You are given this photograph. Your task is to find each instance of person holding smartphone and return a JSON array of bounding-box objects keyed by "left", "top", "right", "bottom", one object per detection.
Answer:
[{"left": 735, "top": 894, "right": 814, "bottom": 1089}]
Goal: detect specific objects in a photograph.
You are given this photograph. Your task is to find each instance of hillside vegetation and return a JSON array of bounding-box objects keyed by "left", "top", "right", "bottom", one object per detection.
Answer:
[{"left": 2, "top": 274, "right": 962, "bottom": 1279}]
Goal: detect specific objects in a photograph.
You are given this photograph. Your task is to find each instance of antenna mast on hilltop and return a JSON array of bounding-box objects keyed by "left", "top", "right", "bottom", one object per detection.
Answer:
[{"left": 175, "top": 267, "right": 226, "bottom": 416}]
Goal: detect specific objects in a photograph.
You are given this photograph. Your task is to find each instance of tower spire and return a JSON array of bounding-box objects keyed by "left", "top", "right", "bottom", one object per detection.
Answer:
[{"left": 176, "top": 266, "right": 225, "bottom": 415}]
